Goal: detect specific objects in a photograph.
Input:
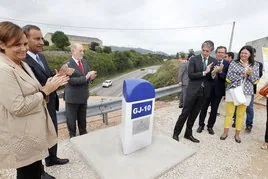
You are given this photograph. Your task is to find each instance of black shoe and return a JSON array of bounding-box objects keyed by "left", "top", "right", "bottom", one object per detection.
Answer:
[
  {"left": 184, "top": 135, "right": 200, "bottom": 143},
  {"left": 41, "top": 172, "right": 55, "bottom": 179},
  {"left": 196, "top": 126, "right": 204, "bottom": 133},
  {"left": 234, "top": 135, "right": 241, "bottom": 143},
  {"left": 69, "top": 133, "right": 76, "bottom": 138},
  {"left": 172, "top": 133, "right": 179, "bottom": 141},
  {"left": 245, "top": 126, "right": 252, "bottom": 133},
  {"left": 232, "top": 122, "right": 236, "bottom": 128},
  {"left": 179, "top": 105, "right": 183, "bottom": 108},
  {"left": 207, "top": 128, "right": 214, "bottom": 135},
  {"left": 46, "top": 157, "right": 69, "bottom": 167},
  {"left": 220, "top": 133, "right": 228, "bottom": 140},
  {"left": 80, "top": 131, "right": 88, "bottom": 135}
]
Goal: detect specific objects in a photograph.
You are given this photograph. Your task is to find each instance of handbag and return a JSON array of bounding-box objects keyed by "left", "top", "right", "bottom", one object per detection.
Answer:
[
  {"left": 230, "top": 78, "right": 247, "bottom": 106},
  {"left": 259, "top": 83, "right": 268, "bottom": 97}
]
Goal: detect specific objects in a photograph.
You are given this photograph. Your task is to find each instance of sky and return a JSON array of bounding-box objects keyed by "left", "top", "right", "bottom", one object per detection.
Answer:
[{"left": 0, "top": 0, "right": 268, "bottom": 55}]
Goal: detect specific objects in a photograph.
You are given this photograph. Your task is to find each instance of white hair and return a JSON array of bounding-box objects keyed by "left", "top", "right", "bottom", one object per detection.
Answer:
[{"left": 70, "top": 43, "right": 82, "bottom": 53}]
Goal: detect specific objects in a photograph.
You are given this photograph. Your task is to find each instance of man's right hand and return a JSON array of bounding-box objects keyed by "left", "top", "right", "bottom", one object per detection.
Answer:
[{"left": 204, "top": 62, "right": 214, "bottom": 75}]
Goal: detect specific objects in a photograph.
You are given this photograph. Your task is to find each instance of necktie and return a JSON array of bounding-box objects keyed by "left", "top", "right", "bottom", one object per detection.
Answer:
[
  {"left": 203, "top": 57, "right": 207, "bottom": 70},
  {"left": 36, "top": 54, "right": 45, "bottom": 70},
  {"left": 201, "top": 57, "right": 207, "bottom": 88},
  {"left": 78, "top": 60, "right": 84, "bottom": 74}
]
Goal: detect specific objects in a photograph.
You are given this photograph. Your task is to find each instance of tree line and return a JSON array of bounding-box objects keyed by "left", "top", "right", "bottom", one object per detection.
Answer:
[
  {"left": 43, "top": 31, "right": 164, "bottom": 77},
  {"left": 43, "top": 49, "right": 163, "bottom": 78}
]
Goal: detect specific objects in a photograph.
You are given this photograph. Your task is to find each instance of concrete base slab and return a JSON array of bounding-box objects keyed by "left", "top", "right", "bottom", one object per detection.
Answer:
[{"left": 70, "top": 126, "right": 195, "bottom": 179}]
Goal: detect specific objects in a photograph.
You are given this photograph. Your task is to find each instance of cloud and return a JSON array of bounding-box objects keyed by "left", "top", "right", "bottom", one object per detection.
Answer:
[{"left": 1, "top": 0, "right": 268, "bottom": 54}]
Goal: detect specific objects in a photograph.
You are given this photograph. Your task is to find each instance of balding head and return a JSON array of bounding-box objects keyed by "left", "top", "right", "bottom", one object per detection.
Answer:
[{"left": 71, "top": 43, "right": 84, "bottom": 60}]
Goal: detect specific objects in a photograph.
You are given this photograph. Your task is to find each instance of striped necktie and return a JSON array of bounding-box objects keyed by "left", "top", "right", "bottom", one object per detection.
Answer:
[
  {"left": 36, "top": 54, "right": 45, "bottom": 70},
  {"left": 203, "top": 57, "right": 207, "bottom": 70}
]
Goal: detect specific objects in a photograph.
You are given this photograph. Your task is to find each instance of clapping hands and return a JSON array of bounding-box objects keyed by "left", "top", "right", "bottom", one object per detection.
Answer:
[
  {"left": 42, "top": 75, "right": 70, "bottom": 95},
  {"left": 56, "top": 62, "right": 75, "bottom": 76},
  {"left": 86, "top": 71, "right": 97, "bottom": 80},
  {"left": 212, "top": 63, "right": 224, "bottom": 74},
  {"left": 204, "top": 62, "right": 214, "bottom": 74}
]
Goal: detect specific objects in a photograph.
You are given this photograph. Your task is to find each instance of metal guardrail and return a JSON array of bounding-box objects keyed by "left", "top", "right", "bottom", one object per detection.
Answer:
[{"left": 57, "top": 84, "right": 182, "bottom": 124}]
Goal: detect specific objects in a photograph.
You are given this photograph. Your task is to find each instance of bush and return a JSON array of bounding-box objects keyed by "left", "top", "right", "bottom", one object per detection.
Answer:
[
  {"left": 143, "top": 59, "right": 178, "bottom": 88},
  {"left": 89, "top": 42, "right": 100, "bottom": 51},
  {"left": 95, "top": 46, "right": 103, "bottom": 53},
  {"left": 43, "top": 49, "right": 164, "bottom": 78},
  {"left": 42, "top": 51, "right": 70, "bottom": 71},
  {"left": 103, "top": 46, "right": 112, "bottom": 53}
]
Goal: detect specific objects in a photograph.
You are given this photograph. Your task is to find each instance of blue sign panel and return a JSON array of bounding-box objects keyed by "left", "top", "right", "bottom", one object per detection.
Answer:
[{"left": 131, "top": 100, "right": 153, "bottom": 119}]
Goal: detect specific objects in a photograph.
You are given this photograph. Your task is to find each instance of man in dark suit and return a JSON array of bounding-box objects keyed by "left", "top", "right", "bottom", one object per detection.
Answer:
[
  {"left": 173, "top": 40, "right": 217, "bottom": 143},
  {"left": 23, "top": 25, "right": 69, "bottom": 179},
  {"left": 197, "top": 46, "right": 229, "bottom": 135},
  {"left": 64, "top": 43, "right": 97, "bottom": 138}
]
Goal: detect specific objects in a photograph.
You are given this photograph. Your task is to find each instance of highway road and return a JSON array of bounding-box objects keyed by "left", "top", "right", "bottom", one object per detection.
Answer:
[{"left": 90, "top": 65, "right": 160, "bottom": 97}]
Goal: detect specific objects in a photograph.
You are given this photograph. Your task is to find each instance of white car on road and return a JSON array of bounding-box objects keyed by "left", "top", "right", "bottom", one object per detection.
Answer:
[{"left": 102, "top": 80, "right": 113, "bottom": 88}]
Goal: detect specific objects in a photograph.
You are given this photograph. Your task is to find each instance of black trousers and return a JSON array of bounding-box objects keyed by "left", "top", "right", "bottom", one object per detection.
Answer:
[
  {"left": 46, "top": 100, "right": 58, "bottom": 163},
  {"left": 265, "top": 98, "right": 268, "bottom": 143},
  {"left": 66, "top": 103, "right": 87, "bottom": 137},
  {"left": 199, "top": 91, "right": 222, "bottom": 128},
  {"left": 174, "top": 88, "right": 205, "bottom": 137},
  {"left": 17, "top": 160, "right": 42, "bottom": 179}
]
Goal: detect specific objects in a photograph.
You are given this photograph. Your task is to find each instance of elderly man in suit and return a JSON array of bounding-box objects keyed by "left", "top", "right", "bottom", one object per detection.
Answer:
[
  {"left": 64, "top": 43, "right": 97, "bottom": 138},
  {"left": 173, "top": 40, "right": 217, "bottom": 143},
  {"left": 23, "top": 25, "right": 69, "bottom": 179},
  {"left": 178, "top": 53, "right": 195, "bottom": 108},
  {"left": 197, "top": 46, "right": 229, "bottom": 135}
]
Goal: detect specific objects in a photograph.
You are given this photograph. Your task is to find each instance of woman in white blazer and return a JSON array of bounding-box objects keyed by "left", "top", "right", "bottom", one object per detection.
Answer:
[{"left": 0, "top": 21, "right": 69, "bottom": 179}]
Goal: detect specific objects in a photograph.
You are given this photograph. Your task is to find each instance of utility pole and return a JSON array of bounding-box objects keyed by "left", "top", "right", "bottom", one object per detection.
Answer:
[{"left": 228, "top": 21, "right": 235, "bottom": 52}]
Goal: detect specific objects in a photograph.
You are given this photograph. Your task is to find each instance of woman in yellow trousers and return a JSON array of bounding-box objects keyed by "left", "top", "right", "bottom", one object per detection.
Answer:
[{"left": 220, "top": 45, "right": 259, "bottom": 143}]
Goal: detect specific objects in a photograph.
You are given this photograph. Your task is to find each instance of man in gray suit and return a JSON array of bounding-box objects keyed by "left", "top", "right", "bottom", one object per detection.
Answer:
[
  {"left": 64, "top": 43, "right": 97, "bottom": 138},
  {"left": 178, "top": 53, "right": 195, "bottom": 108}
]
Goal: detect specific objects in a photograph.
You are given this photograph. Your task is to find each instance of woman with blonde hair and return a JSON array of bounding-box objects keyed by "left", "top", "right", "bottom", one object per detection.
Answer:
[
  {"left": 220, "top": 45, "right": 259, "bottom": 143},
  {"left": 0, "top": 21, "right": 69, "bottom": 179}
]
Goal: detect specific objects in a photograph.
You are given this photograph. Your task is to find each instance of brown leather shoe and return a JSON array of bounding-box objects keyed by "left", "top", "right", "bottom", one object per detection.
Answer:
[{"left": 245, "top": 126, "right": 252, "bottom": 133}]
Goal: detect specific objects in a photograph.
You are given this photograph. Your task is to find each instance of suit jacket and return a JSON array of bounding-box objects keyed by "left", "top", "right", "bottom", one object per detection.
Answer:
[
  {"left": 0, "top": 53, "right": 57, "bottom": 169},
  {"left": 64, "top": 57, "right": 91, "bottom": 104},
  {"left": 178, "top": 61, "right": 189, "bottom": 86},
  {"left": 187, "top": 54, "right": 217, "bottom": 98},
  {"left": 24, "top": 53, "right": 59, "bottom": 117},
  {"left": 211, "top": 60, "right": 230, "bottom": 97}
]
